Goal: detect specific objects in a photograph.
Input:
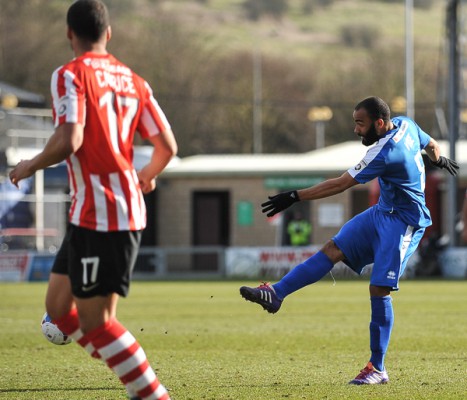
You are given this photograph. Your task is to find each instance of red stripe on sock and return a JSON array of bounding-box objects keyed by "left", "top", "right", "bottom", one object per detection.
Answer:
[
  {"left": 120, "top": 360, "right": 150, "bottom": 384},
  {"left": 138, "top": 376, "right": 161, "bottom": 399},
  {"left": 85, "top": 318, "right": 126, "bottom": 349},
  {"left": 54, "top": 308, "right": 79, "bottom": 335},
  {"left": 77, "top": 336, "right": 102, "bottom": 359},
  {"left": 107, "top": 341, "right": 141, "bottom": 369},
  {"left": 90, "top": 350, "right": 101, "bottom": 359}
]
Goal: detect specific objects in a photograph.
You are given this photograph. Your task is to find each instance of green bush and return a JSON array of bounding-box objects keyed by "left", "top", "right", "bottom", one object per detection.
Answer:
[
  {"left": 340, "top": 24, "right": 381, "bottom": 48},
  {"left": 242, "top": 0, "right": 289, "bottom": 21}
]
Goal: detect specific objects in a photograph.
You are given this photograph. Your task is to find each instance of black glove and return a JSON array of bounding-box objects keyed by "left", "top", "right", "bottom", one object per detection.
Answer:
[
  {"left": 261, "top": 190, "right": 300, "bottom": 217},
  {"left": 431, "top": 156, "right": 459, "bottom": 176}
]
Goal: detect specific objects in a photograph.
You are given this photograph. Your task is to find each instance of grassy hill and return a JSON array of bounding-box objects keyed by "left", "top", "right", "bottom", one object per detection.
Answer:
[{"left": 157, "top": 0, "right": 446, "bottom": 61}]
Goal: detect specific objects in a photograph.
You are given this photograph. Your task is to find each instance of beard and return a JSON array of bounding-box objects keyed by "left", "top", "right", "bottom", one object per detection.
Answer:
[{"left": 361, "top": 123, "right": 380, "bottom": 146}]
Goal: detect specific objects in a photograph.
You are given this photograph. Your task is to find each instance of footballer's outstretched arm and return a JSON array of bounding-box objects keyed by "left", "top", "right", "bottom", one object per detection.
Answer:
[
  {"left": 423, "top": 137, "right": 441, "bottom": 162},
  {"left": 297, "top": 171, "right": 358, "bottom": 201}
]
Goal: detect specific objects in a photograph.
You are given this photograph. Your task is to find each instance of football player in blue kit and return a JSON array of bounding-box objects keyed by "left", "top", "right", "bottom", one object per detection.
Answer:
[{"left": 240, "top": 96, "right": 459, "bottom": 385}]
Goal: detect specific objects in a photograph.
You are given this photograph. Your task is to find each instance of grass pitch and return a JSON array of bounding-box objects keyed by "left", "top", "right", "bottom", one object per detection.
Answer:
[{"left": 0, "top": 280, "right": 466, "bottom": 399}]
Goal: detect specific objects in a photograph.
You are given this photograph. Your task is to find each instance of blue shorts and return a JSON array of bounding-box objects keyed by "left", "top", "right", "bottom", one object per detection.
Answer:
[{"left": 332, "top": 206, "right": 425, "bottom": 290}]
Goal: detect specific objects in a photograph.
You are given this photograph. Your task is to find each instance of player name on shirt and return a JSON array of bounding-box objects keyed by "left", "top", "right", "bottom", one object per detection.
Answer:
[
  {"left": 82, "top": 57, "right": 136, "bottom": 94},
  {"left": 95, "top": 70, "right": 136, "bottom": 93}
]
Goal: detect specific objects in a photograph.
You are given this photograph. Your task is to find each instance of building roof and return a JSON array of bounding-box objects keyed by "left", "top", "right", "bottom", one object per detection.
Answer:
[{"left": 162, "top": 140, "right": 467, "bottom": 178}]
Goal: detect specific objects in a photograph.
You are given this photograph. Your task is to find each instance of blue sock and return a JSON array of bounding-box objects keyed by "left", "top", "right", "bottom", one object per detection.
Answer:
[
  {"left": 272, "top": 251, "right": 334, "bottom": 299},
  {"left": 369, "top": 296, "right": 394, "bottom": 371}
]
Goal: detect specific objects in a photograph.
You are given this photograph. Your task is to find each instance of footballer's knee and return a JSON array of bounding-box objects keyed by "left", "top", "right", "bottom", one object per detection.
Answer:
[
  {"left": 369, "top": 285, "right": 391, "bottom": 297},
  {"left": 321, "top": 240, "right": 345, "bottom": 263}
]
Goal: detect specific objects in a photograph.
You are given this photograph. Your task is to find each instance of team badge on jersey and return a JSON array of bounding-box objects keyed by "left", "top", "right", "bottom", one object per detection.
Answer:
[
  {"left": 57, "top": 97, "right": 68, "bottom": 117},
  {"left": 354, "top": 160, "right": 368, "bottom": 171}
]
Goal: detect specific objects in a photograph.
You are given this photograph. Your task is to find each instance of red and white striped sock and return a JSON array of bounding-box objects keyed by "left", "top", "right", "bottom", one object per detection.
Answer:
[
  {"left": 54, "top": 310, "right": 139, "bottom": 397},
  {"left": 83, "top": 318, "right": 170, "bottom": 400},
  {"left": 54, "top": 308, "right": 100, "bottom": 359}
]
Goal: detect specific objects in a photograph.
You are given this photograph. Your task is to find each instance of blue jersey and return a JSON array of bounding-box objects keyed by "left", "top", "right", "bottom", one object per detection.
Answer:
[{"left": 348, "top": 116, "right": 432, "bottom": 228}]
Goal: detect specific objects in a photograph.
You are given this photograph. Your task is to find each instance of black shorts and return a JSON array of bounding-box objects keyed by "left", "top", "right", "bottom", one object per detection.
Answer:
[{"left": 52, "top": 224, "right": 142, "bottom": 298}]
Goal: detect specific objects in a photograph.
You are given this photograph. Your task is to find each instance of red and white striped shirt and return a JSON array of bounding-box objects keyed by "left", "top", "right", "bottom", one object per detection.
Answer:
[{"left": 51, "top": 52, "right": 171, "bottom": 232}]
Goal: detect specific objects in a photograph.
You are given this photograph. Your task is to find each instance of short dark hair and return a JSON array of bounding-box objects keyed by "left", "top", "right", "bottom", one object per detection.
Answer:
[
  {"left": 67, "top": 0, "right": 110, "bottom": 43},
  {"left": 355, "top": 96, "right": 391, "bottom": 123}
]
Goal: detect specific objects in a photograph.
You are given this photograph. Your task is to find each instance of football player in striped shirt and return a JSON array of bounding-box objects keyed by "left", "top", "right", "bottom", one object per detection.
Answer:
[
  {"left": 10, "top": 1, "right": 177, "bottom": 399},
  {"left": 241, "top": 96, "right": 458, "bottom": 385}
]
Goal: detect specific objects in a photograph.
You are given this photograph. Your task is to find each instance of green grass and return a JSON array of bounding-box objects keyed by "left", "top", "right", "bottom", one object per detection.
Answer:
[{"left": 0, "top": 280, "right": 466, "bottom": 399}]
